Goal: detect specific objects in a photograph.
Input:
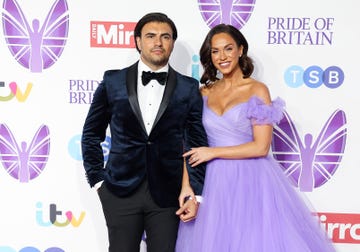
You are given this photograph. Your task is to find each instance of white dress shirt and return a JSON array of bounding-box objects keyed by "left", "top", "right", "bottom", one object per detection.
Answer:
[{"left": 137, "top": 60, "right": 168, "bottom": 135}]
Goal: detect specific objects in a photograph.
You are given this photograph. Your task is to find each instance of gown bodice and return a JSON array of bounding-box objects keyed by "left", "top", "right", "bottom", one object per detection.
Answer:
[{"left": 202, "top": 95, "right": 285, "bottom": 147}]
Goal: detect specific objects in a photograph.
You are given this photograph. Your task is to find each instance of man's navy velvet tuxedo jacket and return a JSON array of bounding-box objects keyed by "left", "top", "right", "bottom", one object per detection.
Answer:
[{"left": 81, "top": 62, "right": 208, "bottom": 208}]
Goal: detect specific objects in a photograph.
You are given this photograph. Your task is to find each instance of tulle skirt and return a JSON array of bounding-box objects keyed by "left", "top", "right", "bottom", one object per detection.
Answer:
[{"left": 176, "top": 157, "right": 336, "bottom": 252}]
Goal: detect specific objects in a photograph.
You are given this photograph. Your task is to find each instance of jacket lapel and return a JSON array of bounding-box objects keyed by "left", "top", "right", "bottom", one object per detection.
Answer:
[
  {"left": 151, "top": 66, "right": 177, "bottom": 132},
  {"left": 126, "top": 62, "right": 147, "bottom": 134}
]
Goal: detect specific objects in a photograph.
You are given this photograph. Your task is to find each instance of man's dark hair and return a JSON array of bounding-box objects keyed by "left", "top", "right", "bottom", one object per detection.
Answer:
[{"left": 134, "top": 12, "right": 178, "bottom": 52}]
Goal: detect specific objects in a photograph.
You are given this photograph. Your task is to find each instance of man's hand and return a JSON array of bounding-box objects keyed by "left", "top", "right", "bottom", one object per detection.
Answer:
[{"left": 176, "top": 198, "right": 199, "bottom": 222}]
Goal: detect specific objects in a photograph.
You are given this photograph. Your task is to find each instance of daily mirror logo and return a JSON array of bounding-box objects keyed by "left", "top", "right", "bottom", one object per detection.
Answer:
[
  {"left": 319, "top": 212, "right": 360, "bottom": 244},
  {"left": 1, "top": 0, "right": 69, "bottom": 73},
  {"left": 198, "top": 0, "right": 256, "bottom": 29},
  {"left": 271, "top": 110, "right": 347, "bottom": 192},
  {"left": 0, "top": 124, "right": 50, "bottom": 182},
  {"left": 90, "top": 21, "right": 136, "bottom": 48}
]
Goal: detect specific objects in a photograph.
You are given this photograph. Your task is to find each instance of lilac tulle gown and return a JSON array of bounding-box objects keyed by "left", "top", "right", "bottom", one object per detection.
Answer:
[{"left": 176, "top": 96, "right": 336, "bottom": 252}]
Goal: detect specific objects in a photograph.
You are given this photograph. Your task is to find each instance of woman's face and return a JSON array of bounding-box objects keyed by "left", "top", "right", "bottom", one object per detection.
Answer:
[{"left": 210, "top": 32, "right": 243, "bottom": 76}]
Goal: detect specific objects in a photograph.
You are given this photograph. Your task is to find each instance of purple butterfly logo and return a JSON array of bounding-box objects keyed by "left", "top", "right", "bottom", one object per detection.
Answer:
[
  {"left": 2, "top": 0, "right": 69, "bottom": 73},
  {"left": 272, "top": 110, "right": 347, "bottom": 192},
  {"left": 0, "top": 124, "right": 50, "bottom": 182},
  {"left": 198, "top": 0, "right": 256, "bottom": 29}
]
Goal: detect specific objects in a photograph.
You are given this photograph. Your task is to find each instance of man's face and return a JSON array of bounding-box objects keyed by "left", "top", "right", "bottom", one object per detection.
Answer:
[{"left": 136, "top": 21, "right": 175, "bottom": 70}]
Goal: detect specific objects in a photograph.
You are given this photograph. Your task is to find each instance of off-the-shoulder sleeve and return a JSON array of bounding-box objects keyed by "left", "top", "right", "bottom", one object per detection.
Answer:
[{"left": 246, "top": 96, "right": 285, "bottom": 125}]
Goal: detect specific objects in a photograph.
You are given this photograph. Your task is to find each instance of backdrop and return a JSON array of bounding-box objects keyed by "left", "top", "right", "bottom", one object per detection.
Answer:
[{"left": 0, "top": 0, "right": 359, "bottom": 251}]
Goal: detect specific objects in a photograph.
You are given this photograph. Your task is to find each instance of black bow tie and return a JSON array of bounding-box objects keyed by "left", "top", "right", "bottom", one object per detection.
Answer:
[{"left": 142, "top": 71, "right": 167, "bottom": 86}]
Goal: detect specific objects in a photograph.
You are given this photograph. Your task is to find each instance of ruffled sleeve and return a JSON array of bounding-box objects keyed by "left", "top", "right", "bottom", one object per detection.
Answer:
[{"left": 246, "top": 96, "right": 285, "bottom": 125}]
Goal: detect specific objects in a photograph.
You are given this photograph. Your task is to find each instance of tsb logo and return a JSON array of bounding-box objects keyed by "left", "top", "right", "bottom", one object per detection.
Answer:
[
  {"left": 284, "top": 65, "right": 344, "bottom": 88},
  {"left": 68, "top": 134, "right": 111, "bottom": 161}
]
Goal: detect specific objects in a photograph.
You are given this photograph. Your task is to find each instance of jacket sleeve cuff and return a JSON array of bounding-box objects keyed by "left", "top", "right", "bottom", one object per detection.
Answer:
[
  {"left": 86, "top": 171, "right": 105, "bottom": 187},
  {"left": 93, "top": 180, "right": 104, "bottom": 190}
]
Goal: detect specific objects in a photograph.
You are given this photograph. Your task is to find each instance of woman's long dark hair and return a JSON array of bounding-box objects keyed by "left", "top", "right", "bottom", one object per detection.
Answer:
[{"left": 199, "top": 24, "right": 254, "bottom": 85}]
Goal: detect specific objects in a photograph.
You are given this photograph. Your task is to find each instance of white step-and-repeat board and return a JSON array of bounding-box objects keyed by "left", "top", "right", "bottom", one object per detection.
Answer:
[{"left": 0, "top": 0, "right": 359, "bottom": 251}]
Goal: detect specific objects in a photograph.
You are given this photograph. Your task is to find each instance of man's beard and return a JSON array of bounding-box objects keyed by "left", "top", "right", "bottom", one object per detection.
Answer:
[{"left": 150, "top": 57, "right": 169, "bottom": 67}]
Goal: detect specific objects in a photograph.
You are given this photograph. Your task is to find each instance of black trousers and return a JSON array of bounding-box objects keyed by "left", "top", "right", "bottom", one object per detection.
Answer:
[{"left": 98, "top": 180, "right": 179, "bottom": 252}]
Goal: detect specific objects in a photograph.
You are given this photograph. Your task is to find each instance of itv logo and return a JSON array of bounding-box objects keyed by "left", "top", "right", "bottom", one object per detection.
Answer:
[
  {"left": 36, "top": 202, "right": 85, "bottom": 227},
  {"left": 0, "top": 81, "right": 33, "bottom": 102}
]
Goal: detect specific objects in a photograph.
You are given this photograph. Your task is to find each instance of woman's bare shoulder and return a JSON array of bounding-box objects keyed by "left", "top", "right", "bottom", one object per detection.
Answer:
[{"left": 248, "top": 80, "right": 271, "bottom": 103}]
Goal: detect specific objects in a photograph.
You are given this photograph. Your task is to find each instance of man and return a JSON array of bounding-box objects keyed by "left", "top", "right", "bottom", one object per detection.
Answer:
[{"left": 81, "top": 12, "right": 208, "bottom": 252}]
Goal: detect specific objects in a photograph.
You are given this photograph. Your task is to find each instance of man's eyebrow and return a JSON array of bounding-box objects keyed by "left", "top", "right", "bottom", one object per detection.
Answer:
[
  {"left": 143, "top": 32, "right": 172, "bottom": 37},
  {"left": 160, "top": 32, "right": 171, "bottom": 36},
  {"left": 144, "top": 32, "right": 155, "bottom": 36}
]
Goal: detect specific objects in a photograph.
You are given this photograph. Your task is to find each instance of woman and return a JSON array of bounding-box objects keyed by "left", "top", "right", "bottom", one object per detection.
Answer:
[{"left": 175, "top": 24, "right": 336, "bottom": 252}]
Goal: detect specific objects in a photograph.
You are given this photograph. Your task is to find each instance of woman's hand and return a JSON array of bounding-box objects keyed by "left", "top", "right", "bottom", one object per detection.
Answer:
[{"left": 183, "top": 147, "right": 213, "bottom": 167}]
